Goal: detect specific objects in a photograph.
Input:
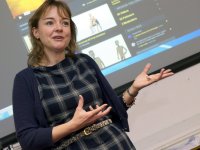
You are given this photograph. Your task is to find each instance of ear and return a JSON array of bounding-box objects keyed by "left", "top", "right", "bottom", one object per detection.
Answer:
[{"left": 32, "top": 27, "right": 39, "bottom": 39}]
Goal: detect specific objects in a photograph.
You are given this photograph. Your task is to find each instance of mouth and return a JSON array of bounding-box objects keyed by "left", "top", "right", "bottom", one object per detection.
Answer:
[{"left": 52, "top": 36, "right": 64, "bottom": 41}]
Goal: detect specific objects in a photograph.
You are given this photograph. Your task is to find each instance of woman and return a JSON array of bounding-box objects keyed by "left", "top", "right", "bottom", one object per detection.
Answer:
[{"left": 12, "top": 0, "right": 174, "bottom": 150}]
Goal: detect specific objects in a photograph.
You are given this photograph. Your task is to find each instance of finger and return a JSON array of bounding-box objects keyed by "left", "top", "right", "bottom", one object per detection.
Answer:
[
  {"left": 97, "top": 106, "right": 112, "bottom": 117},
  {"left": 77, "top": 95, "right": 84, "bottom": 108},
  {"left": 89, "top": 105, "right": 94, "bottom": 111},
  {"left": 163, "top": 69, "right": 173, "bottom": 74},
  {"left": 146, "top": 75, "right": 151, "bottom": 81},
  {"left": 103, "top": 106, "right": 112, "bottom": 114},
  {"left": 160, "top": 68, "right": 165, "bottom": 74},
  {"left": 89, "top": 106, "right": 112, "bottom": 124},
  {"left": 143, "top": 63, "right": 152, "bottom": 74},
  {"left": 89, "top": 104, "right": 100, "bottom": 111},
  {"left": 91, "top": 104, "right": 107, "bottom": 116},
  {"left": 162, "top": 72, "right": 174, "bottom": 78},
  {"left": 96, "top": 104, "right": 103, "bottom": 114},
  {"left": 157, "top": 68, "right": 165, "bottom": 80}
]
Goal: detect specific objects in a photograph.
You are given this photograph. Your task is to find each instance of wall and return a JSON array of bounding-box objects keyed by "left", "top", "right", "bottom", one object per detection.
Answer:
[{"left": 127, "top": 63, "right": 200, "bottom": 150}]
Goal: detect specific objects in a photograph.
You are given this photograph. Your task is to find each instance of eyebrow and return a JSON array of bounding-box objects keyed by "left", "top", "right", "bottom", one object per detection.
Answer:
[{"left": 42, "top": 17, "right": 70, "bottom": 20}]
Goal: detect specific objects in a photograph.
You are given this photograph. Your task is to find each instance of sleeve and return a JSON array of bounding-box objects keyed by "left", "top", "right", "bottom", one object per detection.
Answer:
[{"left": 12, "top": 72, "right": 54, "bottom": 150}]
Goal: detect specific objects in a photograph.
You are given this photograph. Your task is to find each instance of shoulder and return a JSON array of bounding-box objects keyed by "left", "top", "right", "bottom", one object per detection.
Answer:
[
  {"left": 13, "top": 68, "right": 35, "bottom": 94},
  {"left": 75, "top": 53, "right": 96, "bottom": 65},
  {"left": 74, "top": 53, "right": 102, "bottom": 74},
  {"left": 75, "top": 53, "right": 91, "bottom": 60},
  {"left": 15, "top": 67, "right": 34, "bottom": 80}
]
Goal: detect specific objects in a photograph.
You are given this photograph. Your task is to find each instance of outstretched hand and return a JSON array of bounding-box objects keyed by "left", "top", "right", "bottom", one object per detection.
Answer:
[
  {"left": 132, "top": 63, "right": 174, "bottom": 91},
  {"left": 71, "top": 95, "right": 112, "bottom": 131}
]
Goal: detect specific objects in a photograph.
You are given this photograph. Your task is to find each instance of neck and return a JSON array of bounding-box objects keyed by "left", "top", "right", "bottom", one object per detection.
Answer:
[{"left": 40, "top": 51, "right": 65, "bottom": 67}]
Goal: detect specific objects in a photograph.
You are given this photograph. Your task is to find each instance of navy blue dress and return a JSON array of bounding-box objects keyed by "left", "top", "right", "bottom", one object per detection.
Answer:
[{"left": 33, "top": 55, "right": 135, "bottom": 150}]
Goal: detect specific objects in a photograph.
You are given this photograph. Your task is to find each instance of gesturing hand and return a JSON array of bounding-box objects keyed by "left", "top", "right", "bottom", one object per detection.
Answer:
[
  {"left": 132, "top": 63, "right": 174, "bottom": 91},
  {"left": 71, "top": 95, "right": 112, "bottom": 131}
]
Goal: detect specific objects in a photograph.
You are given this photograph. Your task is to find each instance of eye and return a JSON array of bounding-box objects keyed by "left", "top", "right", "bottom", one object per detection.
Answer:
[
  {"left": 62, "top": 20, "right": 70, "bottom": 27},
  {"left": 46, "top": 21, "right": 53, "bottom": 26}
]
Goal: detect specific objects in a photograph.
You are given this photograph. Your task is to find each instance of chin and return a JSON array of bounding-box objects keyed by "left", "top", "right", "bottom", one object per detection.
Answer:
[{"left": 51, "top": 46, "right": 65, "bottom": 52}]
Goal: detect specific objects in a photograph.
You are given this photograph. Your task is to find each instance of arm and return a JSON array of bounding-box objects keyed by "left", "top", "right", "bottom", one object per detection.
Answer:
[
  {"left": 100, "top": 59, "right": 105, "bottom": 68},
  {"left": 123, "top": 46, "right": 128, "bottom": 54},
  {"left": 13, "top": 71, "right": 111, "bottom": 149},
  {"left": 12, "top": 73, "right": 53, "bottom": 150},
  {"left": 122, "top": 63, "right": 174, "bottom": 106}
]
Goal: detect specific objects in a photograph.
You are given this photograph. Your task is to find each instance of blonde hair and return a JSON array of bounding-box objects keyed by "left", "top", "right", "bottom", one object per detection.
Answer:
[{"left": 28, "top": 0, "right": 77, "bottom": 66}]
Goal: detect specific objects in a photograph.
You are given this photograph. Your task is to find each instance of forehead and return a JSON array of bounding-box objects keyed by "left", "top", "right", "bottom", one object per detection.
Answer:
[{"left": 42, "top": 6, "right": 70, "bottom": 18}]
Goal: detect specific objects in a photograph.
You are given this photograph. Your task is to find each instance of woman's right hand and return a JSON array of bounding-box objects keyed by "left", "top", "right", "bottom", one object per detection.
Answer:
[
  {"left": 52, "top": 95, "right": 111, "bottom": 143},
  {"left": 70, "top": 95, "right": 112, "bottom": 131}
]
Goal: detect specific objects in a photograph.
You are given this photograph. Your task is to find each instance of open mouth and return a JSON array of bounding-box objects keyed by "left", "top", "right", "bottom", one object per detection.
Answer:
[{"left": 53, "top": 36, "right": 64, "bottom": 40}]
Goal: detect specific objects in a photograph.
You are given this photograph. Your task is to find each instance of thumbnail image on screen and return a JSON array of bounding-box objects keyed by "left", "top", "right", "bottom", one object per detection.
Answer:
[{"left": 6, "top": 0, "right": 45, "bottom": 19}]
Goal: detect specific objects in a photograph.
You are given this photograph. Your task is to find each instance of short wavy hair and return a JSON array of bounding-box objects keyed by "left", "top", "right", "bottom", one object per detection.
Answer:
[{"left": 28, "top": 0, "right": 77, "bottom": 66}]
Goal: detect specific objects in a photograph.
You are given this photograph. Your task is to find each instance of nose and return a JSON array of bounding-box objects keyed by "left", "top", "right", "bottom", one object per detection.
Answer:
[{"left": 55, "top": 23, "right": 63, "bottom": 31}]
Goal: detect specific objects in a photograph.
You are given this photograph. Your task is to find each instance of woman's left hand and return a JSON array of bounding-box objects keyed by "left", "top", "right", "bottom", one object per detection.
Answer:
[{"left": 132, "top": 63, "right": 174, "bottom": 91}]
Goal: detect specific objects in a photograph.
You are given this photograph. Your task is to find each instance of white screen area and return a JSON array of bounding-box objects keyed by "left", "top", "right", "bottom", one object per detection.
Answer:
[{"left": 0, "top": 0, "right": 200, "bottom": 139}]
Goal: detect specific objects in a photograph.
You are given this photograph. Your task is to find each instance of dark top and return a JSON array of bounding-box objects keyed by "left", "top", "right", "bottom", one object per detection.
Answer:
[
  {"left": 12, "top": 54, "right": 131, "bottom": 150},
  {"left": 33, "top": 54, "right": 134, "bottom": 150}
]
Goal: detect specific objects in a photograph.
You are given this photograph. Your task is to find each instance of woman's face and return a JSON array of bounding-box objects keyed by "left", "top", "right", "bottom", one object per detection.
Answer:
[{"left": 33, "top": 6, "right": 71, "bottom": 54}]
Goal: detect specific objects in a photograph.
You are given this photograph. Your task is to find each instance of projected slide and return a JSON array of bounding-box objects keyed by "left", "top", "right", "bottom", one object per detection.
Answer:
[
  {"left": 2, "top": 0, "right": 200, "bottom": 126},
  {"left": 5, "top": 0, "right": 200, "bottom": 76},
  {"left": 7, "top": 0, "right": 200, "bottom": 75}
]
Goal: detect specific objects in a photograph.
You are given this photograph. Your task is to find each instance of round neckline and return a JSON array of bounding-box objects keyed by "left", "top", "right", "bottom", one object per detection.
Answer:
[{"left": 32, "top": 57, "right": 69, "bottom": 72}]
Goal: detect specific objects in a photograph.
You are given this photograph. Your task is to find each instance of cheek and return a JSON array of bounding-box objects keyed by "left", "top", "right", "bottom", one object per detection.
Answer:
[
  {"left": 66, "top": 29, "right": 72, "bottom": 40},
  {"left": 67, "top": 28, "right": 71, "bottom": 37},
  {"left": 39, "top": 31, "right": 52, "bottom": 44},
  {"left": 66, "top": 26, "right": 71, "bottom": 34}
]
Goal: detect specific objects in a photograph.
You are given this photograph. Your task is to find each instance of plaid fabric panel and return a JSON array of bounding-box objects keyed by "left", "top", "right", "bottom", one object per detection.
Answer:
[
  {"left": 34, "top": 55, "right": 103, "bottom": 125},
  {"left": 33, "top": 55, "right": 135, "bottom": 150}
]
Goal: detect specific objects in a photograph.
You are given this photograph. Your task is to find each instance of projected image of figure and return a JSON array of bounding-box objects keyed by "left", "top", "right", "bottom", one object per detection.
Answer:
[
  {"left": 12, "top": 1, "right": 174, "bottom": 150},
  {"left": 88, "top": 50, "right": 105, "bottom": 69},
  {"left": 115, "top": 40, "right": 128, "bottom": 60},
  {"left": 89, "top": 13, "right": 102, "bottom": 34},
  {"left": 73, "top": 4, "right": 117, "bottom": 42}
]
